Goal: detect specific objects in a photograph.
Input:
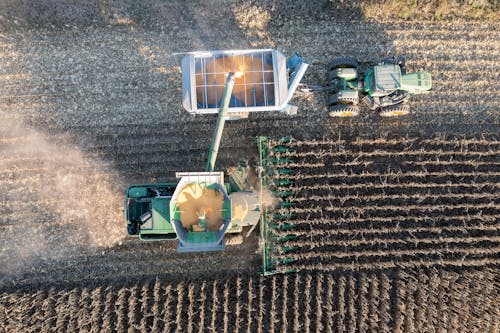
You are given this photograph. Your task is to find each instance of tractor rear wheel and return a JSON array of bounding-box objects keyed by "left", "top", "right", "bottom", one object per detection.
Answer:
[
  {"left": 361, "top": 95, "right": 374, "bottom": 108},
  {"left": 379, "top": 104, "right": 410, "bottom": 117},
  {"left": 329, "top": 94, "right": 359, "bottom": 106},
  {"left": 329, "top": 104, "right": 360, "bottom": 117},
  {"left": 329, "top": 56, "right": 359, "bottom": 70}
]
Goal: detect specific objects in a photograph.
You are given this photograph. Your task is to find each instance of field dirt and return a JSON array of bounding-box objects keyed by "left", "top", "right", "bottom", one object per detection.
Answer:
[{"left": 0, "top": 0, "right": 498, "bottom": 332}]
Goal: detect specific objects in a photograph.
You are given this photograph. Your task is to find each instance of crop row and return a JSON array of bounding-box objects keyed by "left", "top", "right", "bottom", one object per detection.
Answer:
[
  {"left": 263, "top": 136, "right": 499, "bottom": 273},
  {"left": 1, "top": 268, "right": 497, "bottom": 332}
]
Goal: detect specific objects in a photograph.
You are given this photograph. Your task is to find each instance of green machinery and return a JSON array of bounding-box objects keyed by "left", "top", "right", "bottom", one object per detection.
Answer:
[
  {"left": 257, "top": 136, "right": 299, "bottom": 275},
  {"left": 327, "top": 55, "right": 432, "bottom": 117},
  {"left": 125, "top": 49, "right": 308, "bottom": 254},
  {"left": 125, "top": 73, "right": 261, "bottom": 252}
]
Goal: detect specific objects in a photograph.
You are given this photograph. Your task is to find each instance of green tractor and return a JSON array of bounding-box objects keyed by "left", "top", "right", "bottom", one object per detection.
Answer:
[{"left": 328, "top": 55, "right": 432, "bottom": 117}]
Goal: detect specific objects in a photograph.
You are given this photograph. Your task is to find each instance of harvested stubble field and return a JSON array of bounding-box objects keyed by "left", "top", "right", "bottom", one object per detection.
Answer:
[{"left": 0, "top": 1, "right": 499, "bottom": 332}]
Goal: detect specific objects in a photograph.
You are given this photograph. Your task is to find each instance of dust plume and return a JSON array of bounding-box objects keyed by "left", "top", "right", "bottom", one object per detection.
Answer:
[{"left": 0, "top": 114, "right": 125, "bottom": 276}]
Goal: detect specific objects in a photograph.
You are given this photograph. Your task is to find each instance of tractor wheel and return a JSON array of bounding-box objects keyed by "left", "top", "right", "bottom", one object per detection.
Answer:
[
  {"left": 379, "top": 104, "right": 410, "bottom": 117},
  {"left": 329, "top": 94, "right": 358, "bottom": 106},
  {"left": 329, "top": 56, "right": 359, "bottom": 70},
  {"left": 329, "top": 104, "right": 360, "bottom": 117},
  {"left": 361, "top": 95, "right": 374, "bottom": 108}
]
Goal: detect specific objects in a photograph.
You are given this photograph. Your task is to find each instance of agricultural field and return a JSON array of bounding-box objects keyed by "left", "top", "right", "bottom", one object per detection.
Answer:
[{"left": 0, "top": 0, "right": 499, "bottom": 332}]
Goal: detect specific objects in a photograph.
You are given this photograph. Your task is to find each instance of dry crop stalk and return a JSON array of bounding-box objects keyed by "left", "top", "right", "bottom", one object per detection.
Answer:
[
  {"left": 379, "top": 274, "right": 391, "bottom": 332},
  {"left": 269, "top": 276, "right": 277, "bottom": 333},
  {"left": 324, "top": 275, "right": 335, "bottom": 333},
  {"left": 281, "top": 275, "right": 289, "bottom": 333},
  {"left": 358, "top": 273, "right": 369, "bottom": 333},
  {"left": 368, "top": 274, "right": 380, "bottom": 332},
  {"left": 304, "top": 274, "right": 312, "bottom": 333},
  {"left": 403, "top": 275, "right": 417, "bottom": 333},
  {"left": 292, "top": 274, "right": 300, "bottom": 333},
  {"left": 198, "top": 281, "right": 207, "bottom": 333},
  {"left": 163, "top": 285, "right": 173, "bottom": 333},
  {"left": 315, "top": 274, "right": 324, "bottom": 333},
  {"left": 235, "top": 277, "right": 242, "bottom": 333},
  {"left": 346, "top": 275, "right": 356, "bottom": 333},
  {"left": 392, "top": 272, "right": 405, "bottom": 333},
  {"left": 187, "top": 283, "right": 195, "bottom": 333},
  {"left": 139, "top": 282, "right": 154, "bottom": 332},
  {"left": 175, "top": 283, "right": 184, "bottom": 333},
  {"left": 99, "top": 287, "right": 118, "bottom": 328},
  {"left": 223, "top": 280, "right": 230, "bottom": 333},
  {"left": 245, "top": 278, "right": 255, "bottom": 333},
  {"left": 337, "top": 276, "right": 346, "bottom": 333},
  {"left": 75, "top": 288, "right": 91, "bottom": 331},
  {"left": 257, "top": 277, "right": 265, "bottom": 333},
  {"left": 151, "top": 280, "right": 162, "bottom": 333},
  {"left": 210, "top": 281, "right": 218, "bottom": 332}
]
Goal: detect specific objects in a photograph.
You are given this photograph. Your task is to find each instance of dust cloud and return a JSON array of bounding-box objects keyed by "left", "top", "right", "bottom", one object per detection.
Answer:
[{"left": 0, "top": 114, "right": 125, "bottom": 277}]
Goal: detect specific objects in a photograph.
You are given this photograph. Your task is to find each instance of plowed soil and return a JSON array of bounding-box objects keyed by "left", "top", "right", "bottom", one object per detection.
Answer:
[{"left": 0, "top": 1, "right": 498, "bottom": 332}]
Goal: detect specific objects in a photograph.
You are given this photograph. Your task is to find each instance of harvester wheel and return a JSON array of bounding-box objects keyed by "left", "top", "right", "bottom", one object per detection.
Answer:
[
  {"left": 329, "top": 104, "right": 360, "bottom": 117},
  {"left": 329, "top": 56, "right": 359, "bottom": 70},
  {"left": 379, "top": 104, "right": 410, "bottom": 117}
]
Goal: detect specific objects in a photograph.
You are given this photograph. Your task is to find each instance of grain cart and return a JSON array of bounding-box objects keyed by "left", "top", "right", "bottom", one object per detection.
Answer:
[
  {"left": 326, "top": 55, "right": 432, "bottom": 117},
  {"left": 125, "top": 49, "right": 308, "bottom": 252},
  {"left": 181, "top": 49, "right": 309, "bottom": 120}
]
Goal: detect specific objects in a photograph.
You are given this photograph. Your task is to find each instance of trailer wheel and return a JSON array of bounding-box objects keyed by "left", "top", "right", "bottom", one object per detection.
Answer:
[
  {"left": 329, "top": 104, "right": 360, "bottom": 117},
  {"left": 379, "top": 104, "right": 410, "bottom": 117},
  {"left": 225, "top": 112, "right": 249, "bottom": 121}
]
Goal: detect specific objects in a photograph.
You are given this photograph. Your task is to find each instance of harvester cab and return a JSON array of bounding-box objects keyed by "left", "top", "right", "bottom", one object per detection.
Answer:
[{"left": 125, "top": 50, "right": 308, "bottom": 253}]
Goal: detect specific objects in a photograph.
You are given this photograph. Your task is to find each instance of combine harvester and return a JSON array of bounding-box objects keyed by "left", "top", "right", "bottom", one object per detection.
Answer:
[{"left": 125, "top": 49, "right": 308, "bottom": 254}]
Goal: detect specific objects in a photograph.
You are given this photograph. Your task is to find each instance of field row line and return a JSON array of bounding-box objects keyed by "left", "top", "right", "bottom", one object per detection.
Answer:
[
  {"left": 276, "top": 225, "right": 499, "bottom": 239},
  {"left": 285, "top": 171, "right": 500, "bottom": 181},
  {"left": 291, "top": 258, "right": 500, "bottom": 272},
  {"left": 284, "top": 236, "right": 500, "bottom": 252},
  {"left": 281, "top": 149, "right": 500, "bottom": 159},
  {"left": 274, "top": 212, "right": 498, "bottom": 226},
  {"left": 278, "top": 138, "right": 499, "bottom": 148},
  {"left": 290, "top": 191, "right": 499, "bottom": 204},
  {"left": 284, "top": 202, "right": 497, "bottom": 214},
  {"left": 280, "top": 181, "right": 499, "bottom": 193}
]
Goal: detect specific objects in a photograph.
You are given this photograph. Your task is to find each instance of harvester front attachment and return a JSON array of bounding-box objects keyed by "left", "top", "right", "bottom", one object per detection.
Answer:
[{"left": 257, "top": 136, "right": 300, "bottom": 275}]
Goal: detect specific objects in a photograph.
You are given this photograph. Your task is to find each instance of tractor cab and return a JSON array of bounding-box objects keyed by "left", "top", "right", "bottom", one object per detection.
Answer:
[{"left": 364, "top": 64, "right": 402, "bottom": 97}]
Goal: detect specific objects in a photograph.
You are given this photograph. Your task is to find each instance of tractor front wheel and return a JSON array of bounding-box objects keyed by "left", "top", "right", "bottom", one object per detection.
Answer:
[
  {"left": 329, "top": 104, "right": 360, "bottom": 117},
  {"left": 329, "top": 56, "right": 359, "bottom": 70},
  {"left": 379, "top": 104, "right": 410, "bottom": 117}
]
